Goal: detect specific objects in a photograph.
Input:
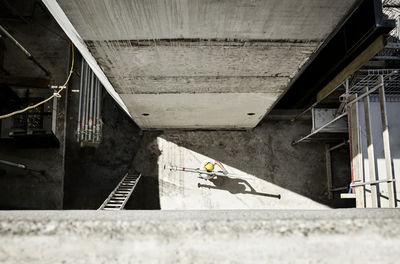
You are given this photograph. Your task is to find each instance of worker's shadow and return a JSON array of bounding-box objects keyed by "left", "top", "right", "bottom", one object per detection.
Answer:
[{"left": 198, "top": 176, "right": 281, "bottom": 199}]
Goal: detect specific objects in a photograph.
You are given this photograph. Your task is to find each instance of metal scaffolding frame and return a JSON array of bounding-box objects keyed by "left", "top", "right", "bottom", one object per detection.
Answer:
[
  {"left": 292, "top": 69, "right": 399, "bottom": 208},
  {"left": 292, "top": 69, "right": 400, "bottom": 145}
]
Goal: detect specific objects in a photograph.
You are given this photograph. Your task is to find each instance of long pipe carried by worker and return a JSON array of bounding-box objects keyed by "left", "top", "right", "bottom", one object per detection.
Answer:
[{"left": 164, "top": 165, "right": 252, "bottom": 180}]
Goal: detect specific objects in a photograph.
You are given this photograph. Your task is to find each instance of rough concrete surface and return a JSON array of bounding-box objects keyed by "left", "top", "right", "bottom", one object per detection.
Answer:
[
  {"left": 121, "top": 93, "right": 279, "bottom": 129},
  {"left": 57, "top": 0, "right": 356, "bottom": 41},
  {"left": 0, "top": 209, "right": 399, "bottom": 263},
  {"left": 88, "top": 41, "right": 316, "bottom": 94},
  {"left": 55, "top": 0, "right": 358, "bottom": 129},
  {"left": 133, "top": 120, "right": 351, "bottom": 209}
]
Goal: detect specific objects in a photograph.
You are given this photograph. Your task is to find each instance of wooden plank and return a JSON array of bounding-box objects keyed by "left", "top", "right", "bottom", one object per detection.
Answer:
[
  {"left": 348, "top": 96, "right": 365, "bottom": 208},
  {"left": 0, "top": 76, "right": 50, "bottom": 88},
  {"left": 317, "top": 35, "right": 385, "bottom": 101},
  {"left": 379, "top": 77, "right": 396, "bottom": 208},
  {"left": 341, "top": 193, "right": 356, "bottom": 199},
  {"left": 363, "top": 89, "right": 379, "bottom": 208},
  {"left": 325, "top": 144, "right": 333, "bottom": 200}
]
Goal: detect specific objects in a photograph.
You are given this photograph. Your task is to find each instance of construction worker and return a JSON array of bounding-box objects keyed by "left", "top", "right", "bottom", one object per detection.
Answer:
[{"left": 199, "top": 159, "right": 228, "bottom": 180}]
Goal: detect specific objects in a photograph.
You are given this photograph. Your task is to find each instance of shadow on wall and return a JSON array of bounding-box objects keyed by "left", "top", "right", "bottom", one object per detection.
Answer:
[
  {"left": 64, "top": 77, "right": 161, "bottom": 209},
  {"left": 199, "top": 177, "right": 281, "bottom": 199},
  {"left": 125, "top": 131, "right": 162, "bottom": 209}
]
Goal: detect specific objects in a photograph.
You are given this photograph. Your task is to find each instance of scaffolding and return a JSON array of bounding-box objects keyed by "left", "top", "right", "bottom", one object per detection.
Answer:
[{"left": 292, "top": 69, "right": 399, "bottom": 208}]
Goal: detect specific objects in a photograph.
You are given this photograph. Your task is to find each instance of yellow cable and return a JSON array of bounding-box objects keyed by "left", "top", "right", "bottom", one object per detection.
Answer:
[{"left": 0, "top": 43, "right": 75, "bottom": 119}]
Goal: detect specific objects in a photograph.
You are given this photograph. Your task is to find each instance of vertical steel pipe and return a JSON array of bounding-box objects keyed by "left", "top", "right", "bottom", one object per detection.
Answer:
[
  {"left": 77, "top": 58, "right": 102, "bottom": 145},
  {"left": 96, "top": 82, "right": 101, "bottom": 142},
  {"left": 81, "top": 60, "right": 88, "bottom": 142},
  {"left": 77, "top": 59, "right": 84, "bottom": 142},
  {"left": 379, "top": 75, "right": 396, "bottom": 208},
  {"left": 92, "top": 78, "right": 98, "bottom": 143},
  {"left": 88, "top": 70, "right": 95, "bottom": 141},
  {"left": 84, "top": 61, "right": 91, "bottom": 142}
]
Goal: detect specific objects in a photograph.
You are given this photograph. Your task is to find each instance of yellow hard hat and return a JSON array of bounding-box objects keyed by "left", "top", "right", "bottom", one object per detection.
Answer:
[{"left": 204, "top": 162, "right": 214, "bottom": 172}]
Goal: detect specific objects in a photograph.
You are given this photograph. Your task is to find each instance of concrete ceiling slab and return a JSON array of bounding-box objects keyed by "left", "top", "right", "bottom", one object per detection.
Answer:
[
  {"left": 54, "top": 0, "right": 358, "bottom": 129},
  {"left": 120, "top": 93, "right": 280, "bottom": 129},
  {"left": 58, "top": 0, "right": 356, "bottom": 41},
  {"left": 87, "top": 41, "right": 318, "bottom": 94}
]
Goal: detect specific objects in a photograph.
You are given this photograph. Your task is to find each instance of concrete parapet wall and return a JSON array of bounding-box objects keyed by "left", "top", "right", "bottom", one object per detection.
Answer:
[{"left": 0, "top": 209, "right": 399, "bottom": 263}]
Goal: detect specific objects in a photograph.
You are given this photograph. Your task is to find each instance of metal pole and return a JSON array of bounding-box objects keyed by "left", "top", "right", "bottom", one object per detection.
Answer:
[
  {"left": 347, "top": 82, "right": 382, "bottom": 105},
  {"left": 96, "top": 82, "right": 101, "bottom": 142},
  {"left": 292, "top": 111, "right": 348, "bottom": 145},
  {"left": 84, "top": 61, "right": 90, "bottom": 142},
  {"left": 88, "top": 70, "right": 95, "bottom": 141},
  {"left": 363, "top": 87, "right": 378, "bottom": 208},
  {"left": 350, "top": 179, "right": 395, "bottom": 188},
  {"left": 379, "top": 75, "right": 396, "bottom": 208},
  {"left": 328, "top": 141, "right": 347, "bottom": 152},
  {"left": 164, "top": 165, "right": 252, "bottom": 180},
  {"left": 291, "top": 80, "right": 345, "bottom": 122},
  {"left": 0, "top": 24, "right": 50, "bottom": 76},
  {"left": 0, "top": 159, "right": 27, "bottom": 169},
  {"left": 292, "top": 81, "right": 384, "bottom": 145},
  {"left": 81, "top": 61, "right": 88, "bottom": 142},
  {"left": 325, "top": 144, "right": 333, "bottom": 200},
  {"left": 92, "top": 78, "right": 98, "bottom": 143},
  {"left": 87, "top": 69, "right": 92, "bottom": 142},
  {"left": 77, "top": 59, "right": 84, "bottom": 142}
]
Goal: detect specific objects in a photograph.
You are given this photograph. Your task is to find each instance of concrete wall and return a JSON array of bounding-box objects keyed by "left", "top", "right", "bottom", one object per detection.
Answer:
[
  {"left": 0, "top": 2, "right": 70, "bottom": 209},
  {"left": 0, "top": 210, "right": 399, "bottom": 263},
  {"left": 133, "top": 120, "right": 353, "bottom": 209}
]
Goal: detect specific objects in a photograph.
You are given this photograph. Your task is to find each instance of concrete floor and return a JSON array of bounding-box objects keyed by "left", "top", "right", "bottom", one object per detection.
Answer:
[{"left": 0, "top": 209, "right": 399, "bottom": 263}]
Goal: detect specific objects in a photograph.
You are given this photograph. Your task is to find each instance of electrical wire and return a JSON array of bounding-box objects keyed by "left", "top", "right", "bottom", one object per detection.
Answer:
[{"left": 0, "top": 43, "right": 74, "bottom": 120}]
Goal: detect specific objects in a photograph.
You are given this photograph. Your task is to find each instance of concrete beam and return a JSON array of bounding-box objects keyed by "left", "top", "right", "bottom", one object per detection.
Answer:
[
  {"left": 316, "top": 36, "right": 386, "bottom": 101},
  {"left": 120, "top": 93, "right": 280, "bottom": 129},
  {"left": 88, "top": 40, "right": 316, "bottom": 94},
  {"left": 112, "top": 76, "right": 290, "bottom": 94}
]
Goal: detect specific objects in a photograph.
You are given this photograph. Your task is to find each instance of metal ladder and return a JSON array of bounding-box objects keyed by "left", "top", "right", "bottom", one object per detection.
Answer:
[{"left": 98, "top": 173, "right": 141, "bottom": 210}]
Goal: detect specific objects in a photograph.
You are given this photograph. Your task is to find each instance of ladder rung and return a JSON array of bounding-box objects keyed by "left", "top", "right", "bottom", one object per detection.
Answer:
[{"left": 99, "top": 173, "right": 141, "bottom": 210}]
